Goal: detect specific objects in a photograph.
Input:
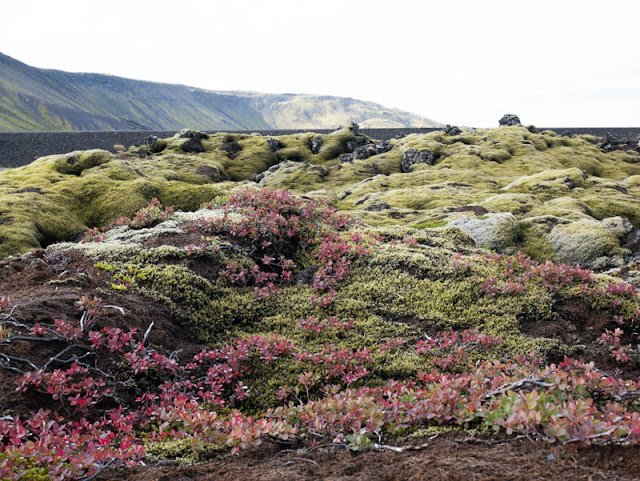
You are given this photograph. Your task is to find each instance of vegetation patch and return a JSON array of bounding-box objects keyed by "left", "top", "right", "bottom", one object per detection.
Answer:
[{"left": 2, "top": 126, "right": 640, "bottom": 480}]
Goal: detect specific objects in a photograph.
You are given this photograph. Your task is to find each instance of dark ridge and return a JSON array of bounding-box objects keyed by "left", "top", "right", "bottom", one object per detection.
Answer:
[{"left": 1, "top": 128, "right": 639, "bottom": 168}]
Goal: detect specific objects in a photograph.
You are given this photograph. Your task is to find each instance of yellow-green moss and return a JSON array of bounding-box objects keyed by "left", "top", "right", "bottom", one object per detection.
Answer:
[{"left": 3, "top": 126, "right": 640, "bottom": 265}]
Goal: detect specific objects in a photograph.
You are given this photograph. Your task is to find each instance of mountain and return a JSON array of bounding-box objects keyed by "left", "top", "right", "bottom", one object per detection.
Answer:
[{"left": 0, "top": 52, "right": 441, "bottom": 131}]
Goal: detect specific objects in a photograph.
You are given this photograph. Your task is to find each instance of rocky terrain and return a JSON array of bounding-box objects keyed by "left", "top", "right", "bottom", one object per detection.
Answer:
[
  {"left": 2, "top": 122, "right": 640, "bottom": 480},
  {"left": 0, "top": 128, "right": 446, "bottom": 167},
  {"left": 0, "top": 52, "right": 440, "bottom": 132}
]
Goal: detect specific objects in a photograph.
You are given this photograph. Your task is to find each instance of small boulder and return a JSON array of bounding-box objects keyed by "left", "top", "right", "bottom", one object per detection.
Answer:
[
  {"left": 375, "top": 141, "right": 391, "bottom": 154},
  {"left": 182, "top": 138, "right": 204, "bottom": 153},
  {"left": 296, "top": 265, "right": 319, "bottom": 286},
  {"left": 599, "top": 132, "right": 640, "bottom": 153},
  {"left": 353, "top": 144, "right": 376, "bottom": 160},
  {"left": 444, "top": 124, "right": 462, "bottom": 136},
  {"left": 146, "top": 136, "right": 167, "bottom": 153},
  {"left": 498, "top": 114, "right": 521, "bottom": 127},
  {"left": 220, "top": 140, "right": 241, "bottom": 157},
  {"left": 178, "top": 129, "right": 209, "bottom": 140},
  {"left": 196, "top": 165, "right": 226, "bottom": 182},
  {"left": 267, "top": 138, "right": 281, "bottom": 152},
  {"left": 547, "top": 218, "right": 632, "bottom": 270},
  {"left": 340, "top": 153, "right": 354, "bottom": 163},
  {"left": 447, "top": 213, "right": 520, "bottom": 252},
  {"left": 366, "top": 202, "right": 392, "bottom": 212},
  {"left": 401, "top": 149, "right": 436, "bottom": 173},
  {"left": 309, "top": 136, "right": 323, "bottom": 154}
]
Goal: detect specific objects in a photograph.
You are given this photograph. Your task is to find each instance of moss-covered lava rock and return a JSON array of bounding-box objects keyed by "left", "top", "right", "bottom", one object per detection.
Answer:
[{"left": 1, "top": 125, "right": 640, "bottom": 269}]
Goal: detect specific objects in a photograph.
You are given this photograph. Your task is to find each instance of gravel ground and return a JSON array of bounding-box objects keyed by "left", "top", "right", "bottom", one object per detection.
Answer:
[{"left": 0, "top": 127, "right": 638, "bottom": 168}]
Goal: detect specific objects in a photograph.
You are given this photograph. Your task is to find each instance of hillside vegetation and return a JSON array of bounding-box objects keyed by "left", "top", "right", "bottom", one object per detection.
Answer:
[
  {"left": 0, "top": 52, "right": 439, "bottom": 131},
  {"left": 2, "top": 125, "right": 640, "bottom": 480}
]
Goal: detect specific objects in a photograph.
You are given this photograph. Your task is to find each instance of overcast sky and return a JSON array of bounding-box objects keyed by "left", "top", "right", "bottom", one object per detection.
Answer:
[{"left": 1, "top": 0, "right": 638, "bottom": 127}]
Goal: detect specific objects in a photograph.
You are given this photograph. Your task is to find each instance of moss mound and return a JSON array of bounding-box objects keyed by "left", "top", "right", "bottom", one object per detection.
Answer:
[{"left": 1, "top": 125, "right": 640, "bottom": 269}]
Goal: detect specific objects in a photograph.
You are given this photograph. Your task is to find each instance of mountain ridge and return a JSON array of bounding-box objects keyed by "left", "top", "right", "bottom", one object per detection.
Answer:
[{"left": 0, "top": 52, "right": 441, "bottom": 131}]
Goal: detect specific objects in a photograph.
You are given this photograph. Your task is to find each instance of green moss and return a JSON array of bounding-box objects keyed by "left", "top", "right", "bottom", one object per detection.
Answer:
[
  {"left": 53, "top": 150, "right": 114, "bottom": 175},
  {"left": 145, "top": 438, "right": 226, "bottom": 464},
  {"left": 41, "top": 204, "right": 640, "bottom": 420},
  {"left": 479, "top": 193, "right": 540, "bottom": 215},
  {"left": 3, "top": 126, "right": 640, "bottom": 265},
  {"left": 548, "top": 218, "right": 629, "bottom": 269},
  {"left": 412, "top": 220, "right": 448, "bottom": 229},
  {"left": 517, "top": 220, "right": 557, "bottom": 261}
]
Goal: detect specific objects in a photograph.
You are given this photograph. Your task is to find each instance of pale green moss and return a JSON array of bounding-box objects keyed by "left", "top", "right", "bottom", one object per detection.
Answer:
[
  {"left": 548, "top": 218, "right": 630, "bottom": 269},
  {"left": 501, "top": 168, "right": 588, "bottom": 194},
  {"left": 447, "top": 213, "right": 520, "bottom": 252},
  {"left": 52, "top": 150, "right": 114, "bottom": 175},
  {"left": 479, "top": 193, "right": 540, "bottom": 215},
  {"left": 3, "top": 126, "right": 640, "bottom": 264}
]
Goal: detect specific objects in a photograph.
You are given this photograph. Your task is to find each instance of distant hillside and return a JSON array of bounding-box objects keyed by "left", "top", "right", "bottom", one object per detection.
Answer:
[{"left": 0, "top": 53, "right": 441, "bottom": 131}]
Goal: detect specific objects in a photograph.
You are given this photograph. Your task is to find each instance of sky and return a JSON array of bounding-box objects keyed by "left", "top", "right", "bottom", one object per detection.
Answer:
[{"left": 1, "top": 0, "right": 638, "bottom": 127}]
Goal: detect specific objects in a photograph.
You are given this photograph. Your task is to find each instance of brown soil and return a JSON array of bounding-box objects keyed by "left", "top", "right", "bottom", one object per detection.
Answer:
[
  {"left": 97, "top": 431, "right": 640, "bottom": 481},
  {"left": 3, "top": 249, "right": 640, "bottom": 480},
  {"left": 521, "top": 297, "right": 640, "bottom": 378},
  {"left": 448, "top": 205, "right": 489, "bottom": 215},
  {"left": 0, "top": 248, "right": 199, "bottom": 418}
]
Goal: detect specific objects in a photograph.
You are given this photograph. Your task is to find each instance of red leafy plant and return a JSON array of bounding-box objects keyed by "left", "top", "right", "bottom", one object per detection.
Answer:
[
  {"left": 479, "top": 253, "right": 594, "bottom": 296},
  {"left": 193, "top": 189, "right": 369, "bottom": 303},
  {"left": 82, "top": 198, "right": 174, "bottom": 243}
]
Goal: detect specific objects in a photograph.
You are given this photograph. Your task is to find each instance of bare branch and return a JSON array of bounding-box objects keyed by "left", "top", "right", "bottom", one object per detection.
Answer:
[
  {"left": 374, "top": 434, "right": 439, "bottom": 452},
  {"left": 79, "top": 459, "right": 117, "bottom": 481},
  {"left": 42, "top": 344, "right": 93, "bottom": 370},
  {"left": 0, "top": 352, "right": 38, "bottom": 370},
  {"left": 0, "top": 319, "right": 61, "bottom": 338},
  {"left": 102, "top": 305, "right": 126, "bottom": 316},
  {"left": 0, "top": 336, "right": 63, "bottom": 346},
  {"left": 0, "top": 305, "right": 18, "bottom": 320},
  {"left": 280, "top": 457, "right": 318, "bottom": 467},
  {"left": 143, "top": 322, "right": 154, "bottom": 343},
  {"left": 485, "top": 378, "right": 555, "bottom": 398}
]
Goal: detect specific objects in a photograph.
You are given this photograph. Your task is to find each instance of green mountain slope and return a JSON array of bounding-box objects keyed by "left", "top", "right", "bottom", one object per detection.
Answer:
[{"left": 0, "top": 52, "right": 440, "bottom": 131}]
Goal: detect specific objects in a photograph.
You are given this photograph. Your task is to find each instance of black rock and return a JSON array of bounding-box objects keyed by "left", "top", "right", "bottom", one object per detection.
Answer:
[
  {"left": 267, "top": 138, "right": 281, "bottom": 152},
  {"left": 345, "top": 136, "right": 372, "bottom": 154},
  {"left": 182, "top": 137, "right": 204, "bottom": 153},
  {"left": 375, "top": 141, "right": 391, "bottom": 154},
  {"left": 598, "top": 132, "right": 640, "bottom": 153},
  {"left": 401, "top": 149, "right": 436, "bottom": 173},
  {"left": 353, "top": 145, "right": 376, "bottom": 160},
  {"left": 366, "top": 202, "right": 392, "bottom": 211},
  {"left": 220, "top": 141, "right": 240, "bottom": 157},
  {"left": 296, "top": 265, "right": 319, "bottom": 286},
  {"left": 498, "top": 114, "right": 521, "bottom": 127},
  {"left": 136, "top": 148, "right": 151, "bottom": 158},
  {"left": 624, "top": 225, "right": 640, "bottom": 252},
  {"left": 178, "top": 129, "right": 209, "bottom": 140},
  {"left": 146, "top": 136, "right": 167, "bottom": 153},
  {"left": 340, "top": 153, "right": 354, "bottom": 163},
  {"left": 309, "top": 136, "right": 323, "bottom": 154},
  {"left": 444, "top": 124, "right": 462, "bottom": 136}
]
